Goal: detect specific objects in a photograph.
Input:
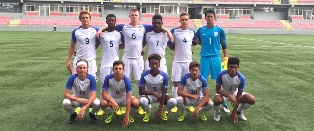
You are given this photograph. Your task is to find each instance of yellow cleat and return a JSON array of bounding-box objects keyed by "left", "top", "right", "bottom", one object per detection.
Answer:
[
  {"left": 75, "top": 107, "right": 81, "bottom": 114},
  {"left": 121, "top": 107, "right": 126, "bottom": 114},
  {"left": 89, "top": 108, "right": 92, "bottom": 113},
  {"left": 105, "top": 113, "right": 114, "bottom": 124},
  {"left": 143, "top": 112, "right": 151, "bottom": 122},
  {"left": 115, "top": 108, "right": 123, "bottom": 115},
  {"left": 96, "top": 109, "right": 105, "bottom": 116},
  {"left": 129, "top": 114, "right": 134, "bottom": 123},
  {"left": 171, "top": 106, "right": 178, "bottom": 113},
  {"left": 161, "top": 111, "right": 168, "bottom": 121},
  {"left": 178, "top": 113, "right": 186, "bottom": 122},
  {"left": 138, "top": 107, "right": 146, "bottom": 115},
  {"left": 199, "top": 112, "right": 207, "bottom": 121},
  {"left": 187, "top": 106, "right": 195, "bottom": 112}
]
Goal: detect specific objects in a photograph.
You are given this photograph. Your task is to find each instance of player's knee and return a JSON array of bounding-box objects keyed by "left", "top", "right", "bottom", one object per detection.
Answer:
[
  {"left": 100, "top": 100, "right": 108, "bottom": 108},
  {"left": 139, "top": 97, "right": 149, "bottom": 106},
  {"left": 62, "top": 99, "right": 71, "bottom": 107},
  {"left": 213, "top": 96, "right": 223, "bottom": 105},
  {"left": 167, "top": 98, "right": 177, "bottom": 107},
  {"left": 206, "top": 101, "right": 214, "bottom": 109},
  {"left": 248, "top": 94, "right": 256, "bottom": 105},
  {"left": 176, "top": 97, "right": 183, "bottom": 104},
  {"left": 131, "top": 98, "right": 140, "bottom": 109},
  {"left": 93, "top": 99, "right": 100, "bottom": 107}
]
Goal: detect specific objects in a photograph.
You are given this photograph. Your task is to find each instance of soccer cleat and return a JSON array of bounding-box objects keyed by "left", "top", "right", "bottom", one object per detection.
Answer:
[
  {"left": 121, "top": 107, "right": 126, "bottom": 114},
  {"left": 138, "top": 107, "right": 146, "bottom": 115},
  {"left": 187, "top": 106, "right": 195, "bottom": 112},
  {"left": 105, "top": 113, "right": 114, "bottom": 123},
  {"left": 143, "top": 112, "right": 151, "bottom": 122},
  {"left": 161, "top": 111, "right": 168, "bottom": 121},
  {"left": 237, "top": 111, "right": 247, "bottom": 121},
  {"left": 75, "top": 107, "right": 81, "bottom": 114},
  {"left": 171, "top": 106, "right": 178, "bottom": 113},
  {"left": 89, "top": 108, "right": 92, "bottom": 113},
  {"left": 89, "top": 112, "right": 98, "bottom": 123},
  {"left": 213, "top": 111, "right": 221, "bottom": 121},
  {"left": 178, "top": 113, "right": 186, "bottom": 122},
  {"left": 115, "top": 108, "right": 123, "bottom": 115},
  {"left": 96, "top": 109, "right": 105, "bottom": 116},
  {"left": 199, "top": 112, "right": 207, "bottom": 121},
  {"left": 129, "top": 114, "right": 135, "bottom": 123},
  {"left": 221, "top": 106, "right": 231, "bottom": 113},
  {"left": 67, "top": 113, "right": 77, "bottom": 124}
]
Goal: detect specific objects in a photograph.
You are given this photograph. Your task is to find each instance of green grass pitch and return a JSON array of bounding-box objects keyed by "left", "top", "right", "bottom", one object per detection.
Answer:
[{"left": 0, "top": 32, "right": 313, "bottom": 131}]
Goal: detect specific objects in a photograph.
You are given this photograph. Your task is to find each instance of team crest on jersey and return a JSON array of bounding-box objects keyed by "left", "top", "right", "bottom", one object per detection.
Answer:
[{"left": 214, "top": 32, "right": 218, "bottom": 37}]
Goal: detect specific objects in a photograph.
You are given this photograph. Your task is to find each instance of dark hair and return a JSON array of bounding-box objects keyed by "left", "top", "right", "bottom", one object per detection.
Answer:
[
  {"left": 227, "top": 57, "right": 240, "bottom": 66},
  {"left": 152, "top": 14, "right": 162, "bottom": 21},
  {"left": 189, "top": 61, "right": 200, "bottom": 70},
  {"left": 204, "top": 9, "right": 216, "bottom": 19},
  {"left": 106, "top": 14, "right": 116, "bottom": 21},
  {"left": 113, "top": 60, "right": 125, "bottom": 69},
  {"left": 148, "top": 53, "right": 161, "bottom": 63}
]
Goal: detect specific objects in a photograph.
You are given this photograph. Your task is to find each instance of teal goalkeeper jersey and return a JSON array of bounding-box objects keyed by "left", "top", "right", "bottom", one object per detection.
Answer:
[{"left": 196, "top": 25, "right": 226, "bottom": 57}]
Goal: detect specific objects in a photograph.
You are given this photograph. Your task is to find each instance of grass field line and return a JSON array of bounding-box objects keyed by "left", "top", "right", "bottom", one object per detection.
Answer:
[{"left": 229, "top": 36, "right": 314, "bottom": 48}]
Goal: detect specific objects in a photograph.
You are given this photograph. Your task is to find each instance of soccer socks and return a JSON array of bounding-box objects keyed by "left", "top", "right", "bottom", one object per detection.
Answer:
[
  {"left": 213, "top": 105, "right": 221, "bottom": 112},
  {"left": 139, "top": 97, "right": 151, "bottom": 113},
  {"left": 90, "top": 99, "right": 101, "bottom": 114},
  {"left": 62, "top": 99, "right": 75, "bottom": 114},
  {"left": 162, "top": 98, "right": 177, "bottom": 112},
  {"left": 176, "top": 97, "right": 186, "bottom": 114},
  {"left": 199, "top": 101, "right": 213, "bottom": 113},
  {"left": 237, "top": 103, "right": 253, "bottom": 112},
  {"left": 172, "top": 86, "right": 178, "bottom": 98}
]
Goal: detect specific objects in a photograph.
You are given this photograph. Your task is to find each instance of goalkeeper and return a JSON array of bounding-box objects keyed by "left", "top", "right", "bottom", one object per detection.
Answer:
[{"left": 195, "top": 9, "right": 229, "bottom": 112}]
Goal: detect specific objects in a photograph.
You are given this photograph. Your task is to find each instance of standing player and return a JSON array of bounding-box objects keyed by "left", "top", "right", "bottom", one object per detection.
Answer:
[
  {"left": 101, "top": 60, "right": 139, "bottom": 127},
  {"left": 170, "top": 13, "right": 198, "bottom": 113},
  {"left": 213, "top": 57, "right": 255, "bottom": 123},
  {"left": 62, "top": 59, "right": 100, "bottom": 124},
  {"left": 97, "top": 9, "right": 173, "bottom": 114},
  {"left": 66, "top": 10, "right": 100, "bottom": 81},
  {"left": 139, "top": 54, "right": 177, "bottom": 122},
  {"left": 196, "top": 9, "right": 230, "bottom": 112},
  {"left": 176, "top": 61, "right": 213, "bottom": 121},
  {"left": 143, "top": 14, "right": 174, "bottom": 73}
]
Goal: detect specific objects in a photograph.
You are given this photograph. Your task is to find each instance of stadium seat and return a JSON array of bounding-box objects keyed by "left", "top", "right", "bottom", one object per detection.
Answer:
[
  {"left": 26, "top": 12, "right": 39, "bottom": 16},
  {"left": 298, "top": 0, "right": 314, "bottom": 3},
  {"left": 91, "top": 13, "right": 101, "bottom": 17},
  {"left": 50, "top": 12, "right": 62, "bottom": 16},
  {"left": 0, "top": 16, "right": 12, "bottom": 25},
  {"left": 238, "top": 15, "right": 251, "bottom": 19},
  {"left": 290, "top": 15, "right": 304, "bottom": 20},
  {"left": 291, "top": 22, "right": 314, "bottom": 29}
]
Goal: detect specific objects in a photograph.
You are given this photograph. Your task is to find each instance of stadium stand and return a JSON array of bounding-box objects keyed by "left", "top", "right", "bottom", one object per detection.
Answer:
[
  {"left": 50, "top": 12, "right": 62, "bottom": 16},
  {"left": 291, "top": 22, "right": 314, "bottom": 29},
  {"left": 238, "top": 15, "right": 251, "bottom": 19},
  {"left": 202, "top": 0, "right": 272, "bottom": 3},
  {"left": 66, "top": 12, "right": 78, "bottom": 17},
  {"left": 0, "top": 16, "right": 12, "bottom": 25},
  {"left": 26, "top": 12, "right": 39, "bottom": 16},
  {"left": 298, "top": 0, "right": 314, "bottom": 3},
  {"left": 290, "top": 15, "right": 304, "bottom": 20},
  {"left": 217, "top": 15, "right": 229, "bottom": 19}
]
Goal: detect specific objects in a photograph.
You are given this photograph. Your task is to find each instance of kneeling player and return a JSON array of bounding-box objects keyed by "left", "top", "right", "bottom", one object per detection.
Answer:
[
  {"left": 101, "top": 60, "right": 139, "bottom": 127},
  {"left": 139, "top": 54, "right": 177, "bottom": 122},
  {"left": 213, "top": 57, "right": 255, "bottom": 123},
  {"left": 176, "top": 61, "right": 214, "bottom": 121},
  {"left": 62, "top": 59, "right": 100, "bottom": 124}
]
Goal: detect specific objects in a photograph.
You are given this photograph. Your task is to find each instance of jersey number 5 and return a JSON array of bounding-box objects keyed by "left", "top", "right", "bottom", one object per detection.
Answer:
[{"left": 110, "top": 41, "right": 113, "bottom": 47}]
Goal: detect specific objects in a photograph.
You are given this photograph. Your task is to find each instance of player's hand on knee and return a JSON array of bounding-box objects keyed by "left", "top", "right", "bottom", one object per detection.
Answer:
[
  {"left": 122, "top": 116, "right": 130, "bottom": 127},
  {"left": 78, "top": 109, "right": 85, "bottom": 120},
  {"left": 192, "top": 95, "right": 200, "bottom": 101},
  {"left": 78, "top": 98, "right": 88, "bottom": 104},
  {"left": 154, "top": 109, "right": 162, "bottom": 121},
  {"left": 154, "top": 92, "right": 160, "bottom": 102},
  {"left": 112, "top": 102, "right": 119, "bottom": 111},
  {"left": 231, "top": 110, "right": 238, "bottom": 124},
  {"left": 229, "top": 96, "right": 236, "bottom": 105}
]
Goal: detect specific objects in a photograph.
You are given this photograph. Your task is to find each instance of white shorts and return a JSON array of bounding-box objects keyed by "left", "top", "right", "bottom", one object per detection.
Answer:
[
  {"left": 72, "top": 58, "right": 98, "bottom": 81},
  {"left": 215, "top": 92, "right": 247, "bottom": 102},
  {"left": 102, "top": 96, "right": 135, "bottom": 106},
  {"left": 171, "top": 62, "right": 190, "bottom": 81},
  {"left": 184, "top": 97, "right": 205, "bottom": 106},
  {"left": 73, "top": 98, "right": 100, "bottom": 107},
  {"left": 142, "top": 94, "right": 169, "bottom": 104},
  {"left": 122, "top": 57, "right": 144, "bottom": 80},
  {"left": 100, "top": 66, "right": 113, "bottom": 84},
  {"left": 144, "top": 59, "right": 167, "bottom": 73}
]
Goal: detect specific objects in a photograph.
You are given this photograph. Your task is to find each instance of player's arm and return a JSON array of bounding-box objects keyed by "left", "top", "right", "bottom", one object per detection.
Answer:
[
  {"left": 66, "top": 42, "right": 75, "bottom": 71},
  {"left": 64, "top": 75, "right": 84, "bottom": 102},
  {"left": 220, "top": 28, "right": 228, "bottom": 60},
  {"left": 64, "top": 89, "right": 80, "bottom": 102},
  {"left": 139, "top": 73, "right": 159, "bottom": 96},
  {"left": 101, "top": 76, "right": 118, "bottom": 107},
  {"left": 158, "top": 73, "right": 168, "bottom": 109},
  {"left": 216, "top": 85, "right": 233, "bottom": 99},
  {"left": 177, "top": 86, "right": 195, "bottom": 99},
  {"left": 124, "top": 77, "right": 132, "bottom": 119},
  {"left": 81, "top": 91, "right": 96, "bottom": 111},
  {"left": 161, "top": 27, "right": 173, "bottom": 42},
  {"left": 119, "top": 32, "right": 125, "bottom": 49},
  {"left": 167, "top": 40, "right": 175, "bottom": 51}
]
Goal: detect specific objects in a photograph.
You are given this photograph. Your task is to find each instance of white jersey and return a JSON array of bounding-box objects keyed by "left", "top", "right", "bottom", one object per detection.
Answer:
[
  {"left": 139, "top": 70, "right": 168, "bottom": 95},
  {"left": 171, "top": 28, "right": 197, "bottom": 62},
  {"left": 71, "top": 26, "right": 99, "bottom": 60},
  {"left": 180, "top": 73, "right": 208, "bottom": 97},
  {"left": 65, "top": 74, "right": 97, "bottom": 98},
  {"left": 102, "top": 74, "right": 132, "bottom": 99},
  {"left": 145, "top": 31, "right": 170, "bottom": 65},
  {"left": 100, "top": 30, "right": 122, "bottom": 67},
  {"left": 216, "top": 70, "right": 246, "bottom": 95},
  {"left": 116, "top": 24, "right": 152, "bottom": 58}
]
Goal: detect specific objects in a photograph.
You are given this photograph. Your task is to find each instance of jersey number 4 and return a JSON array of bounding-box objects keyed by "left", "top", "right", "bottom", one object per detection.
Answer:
[{"left": 183, "top": 37, "right": 187, "bottom": 43}]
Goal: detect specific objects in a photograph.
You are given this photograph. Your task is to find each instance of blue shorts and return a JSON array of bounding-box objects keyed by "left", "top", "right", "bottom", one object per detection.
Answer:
[{"left": 200, "top": 56, "right": 222, "bottom": 80}]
